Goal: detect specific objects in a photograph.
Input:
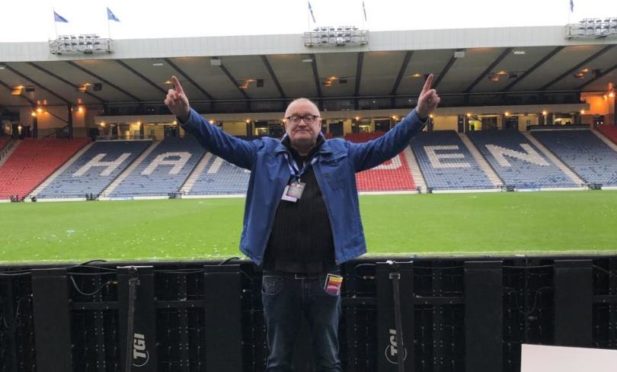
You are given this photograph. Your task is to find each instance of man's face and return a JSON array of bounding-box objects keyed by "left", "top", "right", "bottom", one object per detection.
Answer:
[{"left": 284, "top": 100, "right": 321, "bottom": 149}]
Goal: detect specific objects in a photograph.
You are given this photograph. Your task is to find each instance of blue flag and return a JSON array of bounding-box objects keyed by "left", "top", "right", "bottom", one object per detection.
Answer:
[
  {"left": 308, "top": 1, "right": 316, "bottom": 23},
  {"left": 54, "top": 11, "right": 68, "bottom": 23},
  {"left": 362, "top": 1, "right": 367, "bottom": 22},
  {"left": 570, "top": 0, "right": 574, "bottom": 12},
  {"left": 107, "top": 7, "right": 120, "bottom": 22}
]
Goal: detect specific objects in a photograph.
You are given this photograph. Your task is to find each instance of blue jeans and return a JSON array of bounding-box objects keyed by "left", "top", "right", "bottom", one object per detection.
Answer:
[{"left": 261, "top": 272, "right": 343, "bottom": 372}]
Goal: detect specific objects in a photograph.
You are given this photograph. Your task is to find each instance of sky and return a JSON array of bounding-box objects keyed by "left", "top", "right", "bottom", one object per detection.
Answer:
[{"left": 0, "top": 0, "right": 615, "bottom": 42}]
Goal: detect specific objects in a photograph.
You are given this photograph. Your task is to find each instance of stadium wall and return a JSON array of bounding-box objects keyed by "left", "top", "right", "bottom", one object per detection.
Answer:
[{"left": 433, "top": 115, "right": 458, "bottom": 131}]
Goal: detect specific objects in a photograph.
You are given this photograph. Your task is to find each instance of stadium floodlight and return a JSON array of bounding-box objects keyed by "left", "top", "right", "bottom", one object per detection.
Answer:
[
  {"left": 304, "top": 25, "right": 368, "bottom": 48},
  {"left": 49, "top": 34, "right": 113, "bottom": 55},
  {"left": 566, "top": 17, "right": 617, "bottom": 40}
]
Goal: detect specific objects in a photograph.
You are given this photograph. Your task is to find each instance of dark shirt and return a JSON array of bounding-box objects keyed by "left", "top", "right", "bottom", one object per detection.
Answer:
[{"left": 263, "top": 136, "right": 336, "bottom": 273}]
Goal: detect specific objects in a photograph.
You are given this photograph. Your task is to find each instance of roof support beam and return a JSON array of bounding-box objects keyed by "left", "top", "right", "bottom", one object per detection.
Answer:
[
  {"left": 353, "top": 52, "right": 364, "bottom": 110},
  {"left": 0, "top": 78, "right": 36, "bottom": 106},
  {"left": 67, "top": 61, "right": 142, "bottom": 102},
  {"left": 3, "top": 64, "right": 71, "bottom": 105},
  {"left": 541, "top": 45, "right": 614, "bottom": 90},
  {"left": 115, "top": 60, "right": 167, "bottom": 96},
  {"left": 390, "top": 51, "right": 414, "bottom": 97},
  {"left": 578, "top": 62, "right": 617, "bottom": 90},
  {"left": 28, "top": 62, "right": 106, "bottom": 103},
  {"left": 433, "top": 55, "right": 457, "bottom": 89},
  {"left": 464, "top": 48, "right": 512, "bottom": 93},
  {"left": 503, "top": 47, "right": 564, "bottom": 92},
  {"left": 309, "top": 54, "right": 323, "bottom": 110},
  {"left": 261, "top": 55, "right": 286, "bottom": 99},
  {"left": 218, "top": 64, "right": 250, "bottom": 111},
  {"left": 164, "top": 58, "right": 214, "bottom": 101}
]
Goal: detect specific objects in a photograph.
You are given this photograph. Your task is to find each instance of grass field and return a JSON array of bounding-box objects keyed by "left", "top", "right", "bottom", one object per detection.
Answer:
[{"left": 1, "top": 191, "right": 616, "bottom": 264}]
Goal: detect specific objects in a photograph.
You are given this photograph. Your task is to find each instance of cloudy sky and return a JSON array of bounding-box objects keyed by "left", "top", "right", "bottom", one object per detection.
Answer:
[{"left": 0, "top": 0, "right": 614, "bottom": 42}]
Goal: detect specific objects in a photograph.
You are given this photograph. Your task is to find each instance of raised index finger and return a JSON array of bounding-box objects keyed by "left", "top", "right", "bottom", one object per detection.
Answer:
[
  {"left": 171, "top": 75, "right": 184, "bottom": 94},
  {"left": 421, "top": 73, "right": 434, "bottom": 95}
]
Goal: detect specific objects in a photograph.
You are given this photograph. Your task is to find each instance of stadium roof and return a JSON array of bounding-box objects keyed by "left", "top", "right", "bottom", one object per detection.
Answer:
[{"left": 0, "top": 26, "right": 615, "bottom": 112}]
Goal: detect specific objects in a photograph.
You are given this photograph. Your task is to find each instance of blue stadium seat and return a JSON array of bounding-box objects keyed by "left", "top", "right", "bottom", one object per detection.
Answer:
[
  {"left": 532, "top": 129, "right": 617, "bottom": 186},
  {"left": 468, "top": 131, "right": 577, "bottom": 189},
  {"left": 411, "top": 131, "right": 494, "bottom": 190},
  {"left": 109, "top": 136, "right": 205, "bottom": 197},
  {"left": 187, "top": 153, "right": 250, "bottom": 195},
  {"left": 37, "top": 140, "right": 152, "bottom": 199}
]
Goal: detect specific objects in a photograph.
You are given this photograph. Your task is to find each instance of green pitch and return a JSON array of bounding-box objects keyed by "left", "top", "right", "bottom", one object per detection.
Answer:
[{"left": 1, "top": 191, "right": 616, "bottom": 264}]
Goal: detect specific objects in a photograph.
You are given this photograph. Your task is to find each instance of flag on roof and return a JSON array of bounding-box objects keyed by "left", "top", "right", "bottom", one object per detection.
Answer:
[
  {"left": 107, "top": 7, "right": 120, "bottom": 22},
  {"left": 308, "top": 1, "right": 316, "bottom": 23},
  {"left": 362, "top": 1, "right": 367, "bottom": 22},
  {"left": 54, "top": 11, "right": 68, "bottom": 23}
]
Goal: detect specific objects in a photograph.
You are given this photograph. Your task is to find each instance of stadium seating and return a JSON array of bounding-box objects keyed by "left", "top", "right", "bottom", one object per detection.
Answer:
[
  {"left": 468, "top": 131, "right": 577, "bottom": 189},
  {"left": 0, "top": 138, "right": 90, "bottom": 200},
  {"left": 36, "top": 140, "right": 152, "bottom": 199},
  {"left": 0, "top": 137, "right": 9, "bottom": 151},
  {"left": 532, "top": 129, "right": 617, "bottom": 186},
  {"left": 355, "top": 151, "right": 416, "bottom": 191},
  {"left": 597, "top": 125, "right": 617, "bottom": 145},
  {"left": 187, "top": 153, "right": 251, "bottom": 195},
  {"left": 109, "top": 136, "right": 205, "bottom": 197},
  {"left": 411, "top": 131, "right": 494, "bottom": 190}
]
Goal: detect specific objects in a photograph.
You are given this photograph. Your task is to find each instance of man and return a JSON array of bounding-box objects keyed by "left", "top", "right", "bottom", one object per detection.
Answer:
[{"left": 165, "top": 74, "right": 440, "bottom": 371}]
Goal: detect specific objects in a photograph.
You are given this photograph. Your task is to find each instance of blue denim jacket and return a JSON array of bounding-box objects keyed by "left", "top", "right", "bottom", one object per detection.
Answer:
[{"left": 181, "top": 108, "right": 426, "bottom": 265}]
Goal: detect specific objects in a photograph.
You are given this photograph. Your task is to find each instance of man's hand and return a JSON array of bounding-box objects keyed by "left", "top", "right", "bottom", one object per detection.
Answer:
[
  {"left": 164, "top": 75, "right": 190, "bottom": 123},
  {"left": 415, "top": 73, "right": 440, "bottom": 119}
]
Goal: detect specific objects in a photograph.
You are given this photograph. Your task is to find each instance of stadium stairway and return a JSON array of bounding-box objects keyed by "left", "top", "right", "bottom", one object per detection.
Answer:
[
  {"left": 186, "top": 153, "right": 251, "bottom": 195},
  {"left": 458, "top": 133, "right": 503, "bottom": 187},
  {"left": 522, "top": 132, "right": 585, "bottom": 186},
  {"left": 596, "top": 125, "right": 617, "bottom": 145},
  {"left": 0, "top": 139, "right": 18, "bottom": 167},
  {"left": 468, "top": 130, "right": 579, "bottom": 190},
  {"left": 180, "top": 152, "right": 212, "bottom": 194},
  {"left": 0, "top": 137, "right": 10, "bottom": 151},
  {"left": 107, "top": 136, "right": 206, "bottom": 198},
  {"left": 100, "top": 141, "right": 161, "bottom": 197},
  {"left": 404, "top": 146, "right": 427, "bottom": 192},
  {"left": 0, "top": 138, "right": 90, "bottom": 200},
  {"left": 594, "top": 126, "right": 617, "bottom": 151},
  {"left": 532, "top": 128, "right": 617, "bottom": 187},
  {"left": 411, "top": 131, "right": 495, "bottom": 191}
]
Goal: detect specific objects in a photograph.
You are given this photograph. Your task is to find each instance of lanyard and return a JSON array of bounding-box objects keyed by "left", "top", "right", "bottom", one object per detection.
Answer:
[{"left": 284, "top": 153, "right": 316, "bottom": 182}]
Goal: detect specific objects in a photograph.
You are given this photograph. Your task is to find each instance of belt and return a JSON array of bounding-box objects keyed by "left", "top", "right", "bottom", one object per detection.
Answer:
[{"left": 263, "top": 271, "right": 326, "bottom": 280}]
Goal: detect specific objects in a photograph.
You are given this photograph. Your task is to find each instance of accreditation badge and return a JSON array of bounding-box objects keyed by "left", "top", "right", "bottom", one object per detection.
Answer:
[
  {"left": 324, "top": 273, "right": 343, "bottom": 296},
  {"left": 281, "top": 181, "right": 306, "bottom": 202}
]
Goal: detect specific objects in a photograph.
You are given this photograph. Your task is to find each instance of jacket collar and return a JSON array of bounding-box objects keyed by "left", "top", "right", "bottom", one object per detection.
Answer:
[{"left": 275, "top": 133, "right": 331, "bottom": 155}]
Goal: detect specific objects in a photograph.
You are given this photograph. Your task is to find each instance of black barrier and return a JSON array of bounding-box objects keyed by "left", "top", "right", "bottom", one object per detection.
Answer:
[
  {"left": 464, "top": 261, "right": 503, "bottom": 372},
  {"left": 554, "top": 259, "right": 593, "bottom": 347},
  {"left": 376, "top": 261, "right": 414, "bottom": 372},
  {"left": 32, "top": 269, "right": 72, "bottom": 371},
  {"left": 1, "top": 257, "right": 617, "bottom": 371},
  {"left": 118, "top": 266, "right": 157, "bottom": 372},
  {"left": 203, "top": 264, "right": 243, "bottom": 371}
]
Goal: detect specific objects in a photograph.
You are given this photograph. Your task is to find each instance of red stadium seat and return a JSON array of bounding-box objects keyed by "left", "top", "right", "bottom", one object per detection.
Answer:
[{"left": 0, "top": 138, "right": 90, "bottom": 200}]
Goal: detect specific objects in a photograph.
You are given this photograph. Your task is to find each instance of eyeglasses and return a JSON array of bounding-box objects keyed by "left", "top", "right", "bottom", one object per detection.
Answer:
[{"left": 285, "top": 114, "right": 320, "bottom": 125}]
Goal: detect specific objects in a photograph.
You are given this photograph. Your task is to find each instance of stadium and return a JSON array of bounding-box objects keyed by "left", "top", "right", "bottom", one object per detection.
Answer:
[{"left": 1, "top": 4, "right": 617, "bottom": 371}]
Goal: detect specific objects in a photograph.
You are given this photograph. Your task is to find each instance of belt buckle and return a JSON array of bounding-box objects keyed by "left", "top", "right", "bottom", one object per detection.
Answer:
[{"left": 294, "top": 273, "right": 314, "bottom": 280}]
